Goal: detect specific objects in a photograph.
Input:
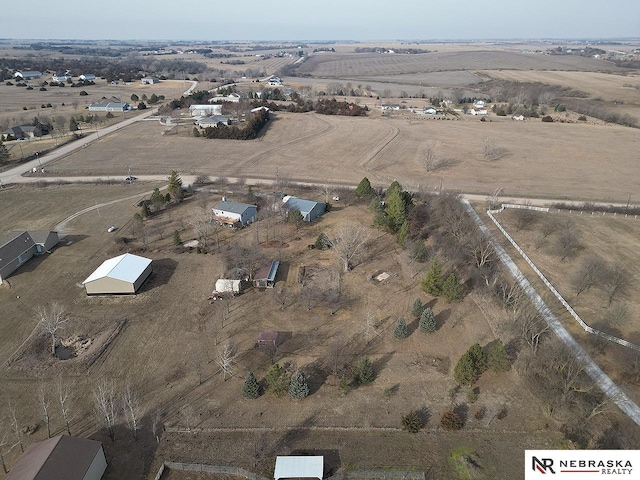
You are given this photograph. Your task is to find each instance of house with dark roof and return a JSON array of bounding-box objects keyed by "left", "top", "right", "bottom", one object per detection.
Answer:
[
  {"left": 2, "top": 124, "right": 43, "bottom": 140},
  {"left": 213, "top": 200, "right": 257, "bottom": 226},
  {"left": 0, "top": 231, "right": 59, "bottom": 283},
  {"left": 6, "top": 435, "right": 107, "bottom": 480},
  {"left": 282, "top": 196, "right": 325, "bottom": 222},
  {"left": 196, "top": 115, "right": 230, "bottom": 127}
]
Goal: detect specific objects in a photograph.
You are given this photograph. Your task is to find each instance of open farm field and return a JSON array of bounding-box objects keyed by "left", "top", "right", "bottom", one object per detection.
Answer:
[
  {"left": 0, "top": 185, "right": 559, "bottom": 479},
  {"left": 490, "top": 208, "right": 640, "bottom": 403},
  {"left": 45, "top": 112, "right": 640, "bottom": 203},
  {"left": 482, "top": 70, "right": 640, "bottom": 103},
  {"left": 297, "top": 51, "right": 626, "bottom": 78}
]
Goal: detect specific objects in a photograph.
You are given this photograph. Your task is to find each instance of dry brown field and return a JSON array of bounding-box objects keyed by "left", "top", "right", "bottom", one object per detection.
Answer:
[
  {"left": 297, "top": 51, "right": 626, "bottom": 78},
  {"left": 492, "top": 208, "right": 640, "bottom": 405},
  {"left": 44, "top": 112, "right": 640, "bottom": 203},
  {"left": 0, "top": 183, "right": 559, "bottom": 479}
]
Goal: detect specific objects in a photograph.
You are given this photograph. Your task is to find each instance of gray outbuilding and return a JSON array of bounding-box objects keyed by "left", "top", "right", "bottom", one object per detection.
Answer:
[
  {"left": 213, "top": 200, "right": 258, "bottom": 226},
  {"left": 7, "top": 435, "right": 107, "bottom": 480},
  {"left": 282, "top": 196, "right": 326, "bottom": 222},
  {"left": 0, "top": 230, "right": 59, "bottom": 283},
  {"left": 82, "top": 253, "right": 152, "bottom": 295}
]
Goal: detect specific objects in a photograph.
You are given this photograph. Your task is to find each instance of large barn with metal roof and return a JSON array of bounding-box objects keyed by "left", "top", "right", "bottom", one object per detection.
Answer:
[{"left": 82, "top": 253, "right": 152, "bottom": 295}]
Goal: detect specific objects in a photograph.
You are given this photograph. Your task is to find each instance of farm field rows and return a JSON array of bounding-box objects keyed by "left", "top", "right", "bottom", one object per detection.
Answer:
[
  {"left": 297, "top": 51, "right": 626, "bottom": 78},
  {"left": 44, "top": 112, "right": 640, "bottom": 203}
]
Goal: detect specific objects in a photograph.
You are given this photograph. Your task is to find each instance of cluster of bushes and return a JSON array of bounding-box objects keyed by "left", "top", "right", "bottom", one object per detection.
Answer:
[
  {"left": 454, "top": 341, "right": 509, "bottom": 386},
  {"left": 202, "top": 109, "right": 269, "bottom": 140},
  {"left": 242, "top": 365, "right": 311, "bottom": 400},
  {"left": 314, "top": 98, "right": 368, "bottom": 116}
]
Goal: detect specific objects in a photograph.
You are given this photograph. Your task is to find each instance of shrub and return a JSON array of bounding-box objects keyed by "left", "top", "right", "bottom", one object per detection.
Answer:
[
  {"left": 242, "top": 371, "right": 261, "bottom": 399},
  {"left": 541, "top": 115, "right": 554, "bottom": 122},
  {"left": 338, "top": 376, "right": 350, "bottom": 395},
  {"left": 393, "top": 318, "right": 409, "bottom": 339},
  {"left": 474, "top": 407, "right": 486, "bottom": 420},
  {"left": 440, "top": 409, "right": 463, "bottom": 430},
  {"left": 314, "top": 233, "right": 331, "bottom": 250},
  {"left": 453, "top": 343, "right": 486, "bottom": 386},
  {"left": 487, "top": 339, "right": 510, "bottom": 373},
  {"left": 419, "top": 307, "right": 436, "bottom": 333},
  {"left": 466, "top": 388, "right": 478, "bottom": 403},
  {"left": 401, "top": 411, "right": 423, "bottom": 433},
  {"left": 39, "top": 87, "right": 46, "bottom": 91},
  {"left": 172, "top": 230, "right": 182, "bottom": 246},
  {"left": 411, "top": 298, "right": 424, "bottom": 317},
  {"left": 577, "top": 115, "right": 587, "bottom": 121},
  {"left": 265, "top": 364, "right": 289, "bottom": 396},
  {"left": 79, "top": 90, "right": 88, "bottom": 96}
]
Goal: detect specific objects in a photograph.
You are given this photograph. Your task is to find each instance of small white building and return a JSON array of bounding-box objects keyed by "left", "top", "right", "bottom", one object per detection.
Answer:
[
  {"left": 141, "top": 77, "right": 160, "bottom": 84},
  {"left": 79, "top": 74, "right": 96, "bottom": 81},
  {"left": 274, "top": 456, "right": 323, "bottom": 480},
  {"left": 52, "top": 72, "right": 73, "bottom": 82},
  {"left": 82, "top": 253, "right": 153, "bottom": 295},
  {"left": 196, "top": 115, "right": 230, "bottom": 127},
  {"left": 210, "top": 93, "right": 244, "bottom": 103},
  {"left": 213, "top": 200, "right": 258, "bottom": 226},
  {"left": 512, "top": 115, "right": 525, "bottom": 121},
  {"left": 13, "top": 71, "right": 42, "bottom": 80},
  {"left": 189, "top": 104, "right": 222, "bottom": 117},
  {"left": 473, "top": 100, "right": 487, "bottom": 109},
  {"left": 215, "top": 278, "right": 242, "bottom": 294}
]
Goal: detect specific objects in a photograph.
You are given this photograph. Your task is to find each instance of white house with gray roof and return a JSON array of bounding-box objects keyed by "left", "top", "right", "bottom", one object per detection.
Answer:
[
  {"left": 213, "top": 200, "right": 257, "bottom": 226},
  {"left": 282, "top": 196, "right": 325, "bottom": 222},
  {"left": 14, "top": 71, "right": 42, "bottom": 80}
]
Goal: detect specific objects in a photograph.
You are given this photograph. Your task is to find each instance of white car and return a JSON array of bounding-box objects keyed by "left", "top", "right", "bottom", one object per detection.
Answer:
[
  {"left": 107, "top": 226, "right": 117, "bottom": 233},
  {"left": 332, "top": 196, "right": 340, "bottom": 201}
]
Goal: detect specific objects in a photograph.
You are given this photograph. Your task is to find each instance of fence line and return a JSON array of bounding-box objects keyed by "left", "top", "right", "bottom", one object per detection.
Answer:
[
  {"left": 163, "top": 462, "right": 268, "bottom": 480},
  {"left": 488, "top": 204, "right": 640, "bottom": 352},
  {"left": 326, "top": 470, "right": 426, "bottom": 480}
]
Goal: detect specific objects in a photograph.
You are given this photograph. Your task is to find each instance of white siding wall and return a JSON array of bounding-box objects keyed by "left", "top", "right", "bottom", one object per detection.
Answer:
[{"left": 83, "top": 446, "right": 108, "bottom": 480}]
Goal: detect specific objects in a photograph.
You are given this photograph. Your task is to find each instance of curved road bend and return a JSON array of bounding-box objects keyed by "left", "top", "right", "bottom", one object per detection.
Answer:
[{"left": 461, "top": 198, "right": 640, "bottom": 426}]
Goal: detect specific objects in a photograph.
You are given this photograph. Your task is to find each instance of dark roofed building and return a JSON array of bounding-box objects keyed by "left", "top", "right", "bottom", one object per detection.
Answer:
[
  {"left": 6, "top": 435, "right": 107, "bottom": 480},
  {"left": 212, "top": 200, "right": 257, "bottom": 226},
  {"left": 282, "top": 196, "right": 326, "bottom": 222},
  {"left": 0, "top": 230, "right": 59, "bottom": 283},
  {"left": 254, "top": 260, "right": 279, "bottom": 288}
]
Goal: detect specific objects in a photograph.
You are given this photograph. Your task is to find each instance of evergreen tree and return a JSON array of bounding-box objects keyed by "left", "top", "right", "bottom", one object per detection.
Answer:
[
  {"left": 487, "top": 340, "right": 510, "bottom": 373},
  {"left": 401, "top": 411, "right": 423, "bottom": 433},
  {"left": 384, "top": 188, "right": 408, "bottom": 232},
  {"left": 419, "top": 307, "right": 436, "bottom": 333},
  {"left": 393, "top": 318, "right": 409, "bottom": 339},
  {"left": 421, "top": 258, "right": 444, "bottom": 296},
  {"left": 355, "top": 177, "right": 373, "bottom": 197},
  {"left": 130, "top": 93, "right": 139, "bottom": 102},
  {"left": 355, "top": 357, "right": 375, "bottom": 384},
  {"left": 140, "top": 203, "right": 150, "bottom": 218},
  {"left": 411, "top": 298, "right": 424, "bottom": 317},
  {"left": 454, "top": 343, "right": 487, "bottom": 386},
  {"left": 314, "top": 233, "right": 331, "bottom": 250},
  {"left": 387, "top": 180, "right": 403, "bottom": 196},
  {"left": 242, "top": 371, "right": 261, "bottom": 399},
  {"left": 396, "top": 220, "right": 410, "bottom": 247},
  {"left": 0, "top": 141, "right": 9, "bottom": 163},
  {"left": 289, "top": 370, "right": 310, "bottom": 399},
  {"left": 443, "top": 273, "right": 463, "bottom": 302},
  {"left": 172, "top": 230, "right": 182, "bottom": 246},
  {"left": 265, "top": 364, "right": 289, "bottom": 396},
  {"left": 192, "top": 127, "right": 201, "bottom": 137},
  {"left": 150, "top": 188, "right": 166, "bottom": 211},
  {"left": 167, "top": 170, "right": 183, "bottom": 202},
  {"left": 69, "top": 117, "right": 78, "bottom": 131}
]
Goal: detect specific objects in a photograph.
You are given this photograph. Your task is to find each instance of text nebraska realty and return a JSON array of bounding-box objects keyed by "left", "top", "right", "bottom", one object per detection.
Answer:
[{"left": 560, "top": 459, "right": 632, "bottom": 475}]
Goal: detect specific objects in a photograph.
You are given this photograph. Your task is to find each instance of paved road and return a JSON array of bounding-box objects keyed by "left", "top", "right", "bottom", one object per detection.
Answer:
[
  {"left": 0, "top": 108, "right": 158, "bottom": 186},
  {"left": 462, "top": 198, "right": 640, "bottom": 426}
]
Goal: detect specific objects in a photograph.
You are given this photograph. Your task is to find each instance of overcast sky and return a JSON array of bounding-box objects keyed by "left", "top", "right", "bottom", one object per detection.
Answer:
[{"left": 2, "top": 0, "right": 639, "bottom": 41}]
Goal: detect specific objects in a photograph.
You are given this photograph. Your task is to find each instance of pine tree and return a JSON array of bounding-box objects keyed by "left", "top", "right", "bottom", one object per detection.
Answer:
[
  {"left": 393, "top": 318, "right": 409, "bottom": 339},
  {"left": 150, "top": 188, "right": 166, "bottom": 211},
  {"left": 487, "top": 340, "right": 510, "bottom": 373},
  {"left": 443, "top": 273, "right": 463, "bottom": 302},
  {"left": 242, "top": 371, "right": 261, "bottom": 399},
  {"left": 289, "top": 371, "right": 310, "bottom": 399},
  {"left": 384, "top": 188, "right": 408, "bottom": 232},
  {"left": 172, "top": 230, "right": 182, "bottom": 246},
  {"left": 265, "top": 364, "right": 289, "bottom": 396},
  {"left": 411, "top": 298, "right": 424, "bottom": 317},
  {"left": 355, "top": 177, "right": 373, "bottom": 197},
  {"left": 421, "top": 258, "right": 444, "bottom": 296},
  {"left": 167, "top": 170, "right": 183, "bottom": 202},
  {"left": 192, "top": 127, "right": 201, "bottom": 137},
  {"left": 396, "top": 220, "right": 410, "bottom": 247},
  {"left": 419, "top": 307, "right": 436, "bottom": 333},
  {"left": 0, "top": 141, "right": 9, "bottom": 163},
  {"left": 454, "top": 343, "right": 487, "bottom": 386},
  {"left": 355, "top": 357, "right": 375, "bottom": 385},
  {"left": 140, "top": 203, "right": 150, "bottom": 218},
  {"left": 69, "top": 118, "right": 78, "bottom": 131}
]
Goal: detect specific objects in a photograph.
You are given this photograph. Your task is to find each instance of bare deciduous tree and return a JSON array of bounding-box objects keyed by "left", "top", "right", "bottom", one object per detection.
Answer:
[
  {"left": 603, "top": 263, "right": 627, "bottom": 306},
  {"left": 56, "top": 377, "right": 74, "bottom": 436},
  {"left": 94, "top": 379, "right": 118, "bottom": 441},
  {"left": 331, "top": 226, "right": 369, "bottom": 272},
  {"left": 519, "top": 310, "right": 549, "bottom": 354},
  {"left": 540, "top": 216, "right": 560, "bottom": 238},
  {"left": 572, "top": 255, "right": 606, "bottom": 297},
  {"left": 188, "top": 212, "right": 217, "bottom": 251},
  {"left": 467, "top": 232, "right": 495, "bottom": 269},
  {"left": 513, "top": 208, "right": 536, "bottom": 231},
  {"left": 36, "top": 302, "right": 69, "bottom": 355},
  {"left": 122, "top": 383, "right": 144, "bottom": 440},
  {"left": 7, "top": 401, "right": 23, "bottom": 453},
  {"left": 151, "top": 408, "right": 163, "bottom": 443},
  {"left": 216, "top": 342, "right": 237, "bottom": 380},
  {"left": 272, "top": 285, "right": 289, "bottom": 310},
  {"left": 0, "top": 427, "right": 7, "bottom": 474},
  {"left": 179, "top": 405, "right": 197, "bottom": 431},
  {"left": 555, "top": 229, "right": 581, "bottom": 261},
  {"left": 37, "top": 383, "right": 52, "bottom": 438},
  {"left": 422, "top": 140, "right": 441, "bottom": 172},
  {"left": 604, "top": 302, "right": 629, "bottom": 329},
  {"left": 482, "top": 137, "right": 501, "bottom": 161}
]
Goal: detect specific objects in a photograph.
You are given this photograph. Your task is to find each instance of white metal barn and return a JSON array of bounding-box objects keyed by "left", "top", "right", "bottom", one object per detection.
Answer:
[
  {"left": 82, "top": 253, "right": 152, "bottom": 295},
  {"left": 7, "top": 435, "right": 107, "bottom": 480},
  {"left": 274, "top": 456, "right": 324, "bottom": 480}
]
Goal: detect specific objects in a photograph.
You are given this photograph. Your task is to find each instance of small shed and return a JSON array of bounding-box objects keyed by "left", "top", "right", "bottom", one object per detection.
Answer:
[
  {"left": 7, "top": 435, "right": 107, "bottom": 480},
  {"left": 274, "top": 456, "right": 323, "bottom": 480},
  {"left": 82, "top": 253, "right": 152, "bottom": 295},
  {"left": 215, "top": 278, "right": 242, "bottom": 294},
  {"left": 258, "top": 331, "right": 278, "bottom": 347},
  {"left": 254, "top": 261, "right": 279, "bottom": 288}
]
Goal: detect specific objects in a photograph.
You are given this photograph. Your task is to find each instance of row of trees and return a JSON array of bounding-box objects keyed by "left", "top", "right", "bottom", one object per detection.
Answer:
[{"left": 202, "top": 109, "right": 269, "bottom": 140}]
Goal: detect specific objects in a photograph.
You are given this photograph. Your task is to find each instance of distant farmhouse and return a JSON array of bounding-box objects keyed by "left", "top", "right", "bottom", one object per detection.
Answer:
[
  {"left": 82, "top": 253, "right": 152, "bottom": 295},
  {"left": 79, "top": 74, "right": 96, "bottom": 81},
  {"left": 88, "top": 98, "right": 131, "bottom": 112},
  {"left": 0, "top": 231, "right": 59, "bottom": 283},
  {"left": 6, "top": 435, "right": 107, "bottom": 480},
  {"left": 141, "top": 77, "right": 160, "bottom": 84},
  {"left": 2, "top": 124, "right": 44, "bottom": 140},
  {"left": 210, "top": 93, "right": 245, "bottom": 103},
  {"left": 52, "top": 71, "right": 73, "bottom": 82},
  {"left": 282, "top": 196, "right": 325, "bottom": 222},
  {"left": 213, "top": 200, "right": 258, "bottom": 226},
  {"left": 189, "top": 104, "right": 222, "bottom": 117},
  {"left": 196, "top": 115, "right": 230, "bottom": 127},
  {"left": 13, "top": 71, "right": 42, "bottom": 80}
]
